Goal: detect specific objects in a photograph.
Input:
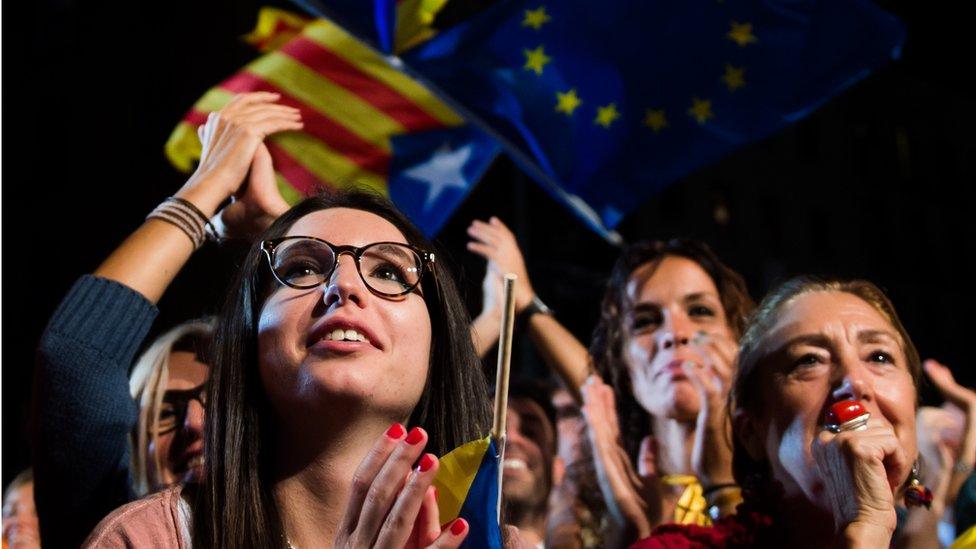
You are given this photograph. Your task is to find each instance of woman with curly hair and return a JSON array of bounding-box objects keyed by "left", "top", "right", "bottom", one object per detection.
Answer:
[
  {"left": 466, "top": 226, "right": 754, "bottom": 546},
  {"left": 581, "top": 240, "right": 754, "bottom": 544}
]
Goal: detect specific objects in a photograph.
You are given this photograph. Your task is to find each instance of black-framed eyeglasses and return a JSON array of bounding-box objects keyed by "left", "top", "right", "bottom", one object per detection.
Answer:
[
  {"left": 157, "top": 384, "right": 206, "bottom": 435},
  {"left": 262, "top": 236, "right": 435, "bottom": 297}
]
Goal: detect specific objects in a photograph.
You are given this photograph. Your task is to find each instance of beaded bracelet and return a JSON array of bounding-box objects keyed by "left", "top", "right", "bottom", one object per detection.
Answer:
[
  {"left": 954, "top": 461, "right": 974, "bottom": 475},
  {"left": 146, "top": 197, "right": 218, "bottom": 249},
  {"left": 168, "top": 196, "right": 220, "bottom": 242}
]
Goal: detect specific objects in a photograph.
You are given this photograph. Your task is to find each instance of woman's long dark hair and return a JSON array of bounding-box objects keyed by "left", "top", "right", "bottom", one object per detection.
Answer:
[
  {"left": 590, "top": 239, "right": 754, "bottom": 461},
  {"left": 193, "top": 190, "right": 493, "bottom": 548}
]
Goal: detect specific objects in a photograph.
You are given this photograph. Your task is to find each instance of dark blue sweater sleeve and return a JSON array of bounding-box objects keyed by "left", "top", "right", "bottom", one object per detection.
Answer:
[{"left": 31, "top": 275, "right": 158, "bottom": 548}]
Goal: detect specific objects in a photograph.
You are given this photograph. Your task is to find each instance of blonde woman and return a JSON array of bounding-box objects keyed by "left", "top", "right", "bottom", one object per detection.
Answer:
[{"left": 128, "top": 320, "right": 212, "bottom": 495}]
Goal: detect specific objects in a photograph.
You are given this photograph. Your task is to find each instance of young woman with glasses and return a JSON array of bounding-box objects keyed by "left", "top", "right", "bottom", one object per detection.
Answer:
[
  {"left": 82, "top": 95, "right": 497, "bottom": 548},
  {"left": 32, "top": 92, "right": 297, "bottom": 547}
]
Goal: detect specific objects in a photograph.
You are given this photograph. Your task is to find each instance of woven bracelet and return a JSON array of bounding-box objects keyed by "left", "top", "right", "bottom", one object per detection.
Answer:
[
  {"left": 167, "top": 197, "right": 220, "bottom": 242},
  {"left": 147, "top": 201, "right": 205, "bottom": 249}
]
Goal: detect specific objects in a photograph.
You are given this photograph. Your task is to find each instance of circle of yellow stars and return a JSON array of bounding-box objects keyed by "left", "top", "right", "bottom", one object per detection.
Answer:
[{"left": 517, "top": 5, "right": 759, "bottom": 131}]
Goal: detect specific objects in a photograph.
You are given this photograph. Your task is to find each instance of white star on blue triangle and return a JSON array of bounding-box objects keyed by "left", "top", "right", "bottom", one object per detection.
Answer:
[{"left": 401, "top": 143, "right": 473, "bottom": 211}]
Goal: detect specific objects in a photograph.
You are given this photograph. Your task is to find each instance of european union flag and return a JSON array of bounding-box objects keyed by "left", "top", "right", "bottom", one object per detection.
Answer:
[{"left": 402, "top": 0, "right": 906, "bottom": 238}]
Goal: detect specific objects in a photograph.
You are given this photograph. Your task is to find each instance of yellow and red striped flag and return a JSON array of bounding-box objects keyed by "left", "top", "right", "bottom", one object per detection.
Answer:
[{"left": 165, "top": 8, "right": 498, "bottom": 234}]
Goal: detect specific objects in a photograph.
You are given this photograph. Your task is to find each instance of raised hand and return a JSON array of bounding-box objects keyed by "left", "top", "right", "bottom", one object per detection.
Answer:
[
  {"left": 467, "top": 217, "right": 535, "bottom": 314},
  {"left": 683, "top": 331, "right": 737, "bottom": 488},
  {"left": 335, "top": 424, "right": 468, "bottom": 549},
  {"left": 190, "top": 92, "right": 302, "bottom": 199},
  {"left": 915, "top": 407, "right": 955, "bottom": 508},
  {"left": 186, "top": 92, "right": 302, "bottom": 238},
  {"left": 922, "top": 359, "right": 976, "bottom": 515},
  {"left": 581, "top": 376, "right": 659, "bottom": 539},
  {"left": 216, "top": 141, "right": 292, "bottom": 239},
  {"left": 924, "top": 359, "right": 976, "bottom": 412},
  {"left": 93, "top": 93, "right": 301, "bottom": 301}
]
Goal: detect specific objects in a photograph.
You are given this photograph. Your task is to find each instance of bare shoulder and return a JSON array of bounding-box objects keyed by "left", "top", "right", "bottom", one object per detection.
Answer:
[{"left": 83, "top": 485, "right": 190, "bottom": 548}]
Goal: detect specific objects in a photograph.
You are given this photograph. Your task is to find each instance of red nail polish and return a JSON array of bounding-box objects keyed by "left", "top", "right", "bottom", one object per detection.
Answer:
[
  {"left": 433, "top": 486, "right": 439, "bottom": 500},
  {"left": 450, "top": 518, "right": 467, "bottom": 536},
  {"left": 386, "top": 423, "right": 405, "bottom": 439},
  {"left": 405, "top": 427, "right": 424, "bottom": 445},
  {"left": 419, "top": 454, "right": 436, "bottom": 472}
]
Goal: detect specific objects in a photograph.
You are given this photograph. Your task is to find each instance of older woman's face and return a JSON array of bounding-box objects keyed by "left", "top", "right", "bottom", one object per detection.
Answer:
[
  {"left": 257, "top": 208, "right": 432, "bottom": 421},
  {"left": 748, "top": 291, "right": 916, "bottom": 508},
  {"left": 623, "top": 256, "right": 733, "bottom": 420}
]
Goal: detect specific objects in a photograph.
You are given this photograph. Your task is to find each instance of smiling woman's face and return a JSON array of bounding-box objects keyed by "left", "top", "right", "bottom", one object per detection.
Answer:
[
  {"left": 257, "top": 208, "right": 432, "bottom": 420},
  {"left": 147, "top": 351, "right": 208, "bottom": 488},
  {"left": 745, "top": 290, "right": 917, "bottom": 509}
]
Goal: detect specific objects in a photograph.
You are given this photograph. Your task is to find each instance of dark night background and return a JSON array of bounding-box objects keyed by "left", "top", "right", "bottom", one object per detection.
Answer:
[{"left": 2, "top": 1, "right": 975, "bottom": 488}]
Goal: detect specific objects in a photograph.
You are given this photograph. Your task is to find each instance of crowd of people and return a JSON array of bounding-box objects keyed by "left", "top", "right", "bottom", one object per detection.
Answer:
[{"left": 5, "top": 93, "right": 976, "bottom": 548}]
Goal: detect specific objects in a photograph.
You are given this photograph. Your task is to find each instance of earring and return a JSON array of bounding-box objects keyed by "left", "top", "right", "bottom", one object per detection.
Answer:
[{"left": 904, "top": 462, "right": 933, "bottom": 509}]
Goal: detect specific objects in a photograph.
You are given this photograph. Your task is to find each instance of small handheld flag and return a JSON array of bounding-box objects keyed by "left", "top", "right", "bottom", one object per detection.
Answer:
[{"left": 432, "top": 274, "right": 517, "bottom": 548}]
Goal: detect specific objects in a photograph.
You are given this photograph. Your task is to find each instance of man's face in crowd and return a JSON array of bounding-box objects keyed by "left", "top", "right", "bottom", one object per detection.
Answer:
[{"left": 503, "top": 397, "right": 558, "bottom": 509}]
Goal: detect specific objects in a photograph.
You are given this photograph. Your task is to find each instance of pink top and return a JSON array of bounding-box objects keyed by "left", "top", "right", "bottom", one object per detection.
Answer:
[{"left": 83, "top": 485, "right": 191, "bottom": 548}]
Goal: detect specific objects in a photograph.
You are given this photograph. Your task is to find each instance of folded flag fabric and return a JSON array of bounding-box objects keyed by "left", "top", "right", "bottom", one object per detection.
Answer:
[
  {"left": 402, "top": 0, "right": 906, "bottom": 238},
  {"left": 243, "top": 7, "right": 312, "bottom": 53},
  {"left": 165, "top": 8, "right": 499, "bottom": 236},
  {"left": 288, "top": 0, "right": 448, "bottom": 54},
  {"left": 432, "top": 435, "right": 503, "bottom": 549}
]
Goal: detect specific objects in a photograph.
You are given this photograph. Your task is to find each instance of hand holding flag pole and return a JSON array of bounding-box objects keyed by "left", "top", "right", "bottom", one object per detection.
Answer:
[{"left": 491, "top": 274, "right": 518, "bottom": 521}]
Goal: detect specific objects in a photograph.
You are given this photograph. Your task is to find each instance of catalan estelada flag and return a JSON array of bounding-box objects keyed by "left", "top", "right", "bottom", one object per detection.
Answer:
[
  {"left": 165, "top": 8, "right": 499, "bottom": 236},
  {"left": 403, "top": 0, "right": 906, "bottom": 239},
  {"left": 432, "top": 435, "right": 503, "bottom": 549}
]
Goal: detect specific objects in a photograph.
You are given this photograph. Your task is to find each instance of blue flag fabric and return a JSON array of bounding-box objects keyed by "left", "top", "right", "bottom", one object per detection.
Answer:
[
  {"left": 431, "top": 436, "right": 503, "bottom": 549},
  {"left": 389, "top": 126, "right": 501, "bottom": 236},
  {"left": 289, "top": 0, "right": 388, "bottom": 51},
  {"left": 402, "top": 0, "right": 906, "bottom": 235},
  {"left": 457, "top": 439, "right": 502, "bottom": 549}
]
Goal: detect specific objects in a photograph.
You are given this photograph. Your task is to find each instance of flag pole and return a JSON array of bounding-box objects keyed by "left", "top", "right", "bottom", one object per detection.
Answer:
[{"left": 491, "top": 274, "right": 517, "bottom": 521}]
